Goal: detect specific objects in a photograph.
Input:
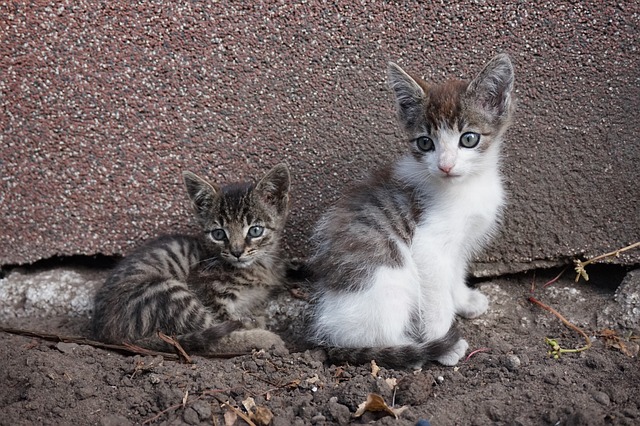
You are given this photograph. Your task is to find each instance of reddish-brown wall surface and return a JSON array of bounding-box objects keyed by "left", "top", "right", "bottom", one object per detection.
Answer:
[{"left": 1, "top": 1, "right": 638, "bottom": 272}]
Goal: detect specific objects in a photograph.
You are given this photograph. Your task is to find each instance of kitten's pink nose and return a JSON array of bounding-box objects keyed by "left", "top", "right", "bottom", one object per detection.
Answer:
[{"left": 439, "top": 164, "right": 453, "bottom": 174}]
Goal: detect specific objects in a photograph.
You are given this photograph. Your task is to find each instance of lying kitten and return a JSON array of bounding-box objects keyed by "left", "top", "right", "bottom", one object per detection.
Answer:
[
  {"left": 92, "top": 163, "right": 291, "bottom": 354},
  {"left": 309, "top": 54, "right": 515, "bottom": 368}
]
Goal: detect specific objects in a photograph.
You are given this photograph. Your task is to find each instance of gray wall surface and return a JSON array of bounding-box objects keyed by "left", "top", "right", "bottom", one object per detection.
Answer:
[{"left": 1, "top": 1, "right": 638, "bottom": 274}]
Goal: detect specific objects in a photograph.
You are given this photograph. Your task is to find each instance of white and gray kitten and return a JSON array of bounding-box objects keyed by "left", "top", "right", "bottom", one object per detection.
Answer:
[
  {"left": 92, "top": 164, "right": 291, "bottom": 354},
  {"left": 309, "top": 54, "right": 515, "bottom": 368}
]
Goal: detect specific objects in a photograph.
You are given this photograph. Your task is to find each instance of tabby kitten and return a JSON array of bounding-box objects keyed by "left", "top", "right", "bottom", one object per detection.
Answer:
[
  {"left": 92, "top": 163, "right": 291, "bottom": 353},
  {"left": 309, "top": 54, "right": 515, "bottom": 368}
]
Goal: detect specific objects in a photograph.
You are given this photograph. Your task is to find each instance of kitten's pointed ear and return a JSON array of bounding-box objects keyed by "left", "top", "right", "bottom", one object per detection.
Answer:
[
  {"left": 183, "top": 171, "right": 219, "bottom": 215},
  {"left": 387, "top": 62, "right": 425, "bottom": 131},
  {"left": 467, "top": 54, "right": 514, "bottom": 121},
  {"left": 254, "top": 163, "right": 290, "bottom": 215}
]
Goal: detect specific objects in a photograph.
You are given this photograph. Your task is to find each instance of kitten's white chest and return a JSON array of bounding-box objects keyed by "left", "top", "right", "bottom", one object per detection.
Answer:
[
  {"left": 416, "top": 173, "right": 504, "bottom": 258},
  {"left": 399, "top": 173, "right": 503, "bottom": 339}
]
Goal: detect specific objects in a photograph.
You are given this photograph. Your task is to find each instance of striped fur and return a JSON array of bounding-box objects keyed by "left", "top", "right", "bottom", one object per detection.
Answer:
[
  {"left": 92, "top": 164, "right": 290, "bottom": 353},
  {"left": 309, "top": 55, "right": 515, "bottom": 368}
]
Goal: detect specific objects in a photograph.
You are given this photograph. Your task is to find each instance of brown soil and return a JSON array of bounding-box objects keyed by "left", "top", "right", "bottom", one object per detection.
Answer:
[{"left": 1, "top": 267, "right": 639, "bottom": 426}]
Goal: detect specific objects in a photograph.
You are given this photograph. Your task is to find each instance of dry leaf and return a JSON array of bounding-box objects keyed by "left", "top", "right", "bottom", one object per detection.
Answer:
[
  {"left": 223, "top": 409, "right": 237, "bottom": 426},
  {"left": 599, "top": 329, "right": 617, "bottom": 338},
  {"left": 334, "top": 366, "right": 348, "bottom": 381},
  {"left": 598, "top": 329, "right": 636, "bottom": 357},
  {"left": 354, "top": 393, "right": 408, "bottom": 419},
  {"left": 612, "top": 342, "right": 633, "bottom": 357},
  {"left": 130, "top": 355, "right": 164, "bottom": 378},
  {"left": 370, "top": 360, "right": 380, "bottom": 377},
  {"left": 242, "top": 396, "right": 257, "bottom": 413},
  {"left": 385, "top": 377, "right": 397, "bottom": 390},
  {"left": 284, "top": 379, "right": 301, "bottom": 389},
  {"left": 250, "top": 406, "right": 274, "bottom": 426},
  {"left": 241, "top": 396, "right": 273, "bottom": 426}
]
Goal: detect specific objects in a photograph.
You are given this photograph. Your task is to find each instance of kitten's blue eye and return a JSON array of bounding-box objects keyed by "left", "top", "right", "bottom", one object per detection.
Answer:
[
  {"left": 247, "top": 226, "right": 264, "bottom": 238},
  {"left": 460, "top": 132, "right": 480, "bottom": 148},
  {"left": 210, "top": 229, "right": 226, "bottom": 241},
  {"left": 415, "top": 136, "right": 435, "bottom": 152}
]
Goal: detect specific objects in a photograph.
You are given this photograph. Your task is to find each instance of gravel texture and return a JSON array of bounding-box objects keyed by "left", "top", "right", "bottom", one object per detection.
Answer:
[{"left": 1, "top": 1, "right": 639, "bottom": 272}]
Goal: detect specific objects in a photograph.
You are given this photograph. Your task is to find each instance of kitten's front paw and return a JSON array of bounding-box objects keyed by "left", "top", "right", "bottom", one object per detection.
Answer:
[
  {"left": 216, "top": 329, "right": 287, "bottom": 353},
  {"left": 455, "top": 289, "right": 489, "bottom": 319},
  {"left": 436, "top": 338, "right": 469, "bottom": 366}
]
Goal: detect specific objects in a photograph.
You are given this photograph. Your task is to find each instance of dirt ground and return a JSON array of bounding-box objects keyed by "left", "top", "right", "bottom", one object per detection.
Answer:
[{"left": 1, "top": 265, "right": 639, "bottom": 426}]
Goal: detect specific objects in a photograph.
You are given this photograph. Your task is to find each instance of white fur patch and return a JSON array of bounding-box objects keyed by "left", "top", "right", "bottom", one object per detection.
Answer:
[{"left": 313, "top": 260, "right": 419, "bottom": 347}]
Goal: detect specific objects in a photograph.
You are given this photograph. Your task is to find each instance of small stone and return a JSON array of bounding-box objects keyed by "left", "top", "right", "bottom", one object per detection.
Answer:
[
  {"left": 182, "top": 407, "right": 200, "bottom": 425},
  {"left": 436, "top": 376, "right": 444, "bottom": 384},
  {"left": 625, "top": 341, "right": 640, "bottom": 358},
  {"left": 544, "top": 375, "right": 559, "bottom": 385},
  {"left": 592, "top": 391, "right": 610, "bottom": 406},
  {"left": 75, "top": 386, "right": 96, "bottom": 400},
  {"left": 503, "top": 354, "right": 521, "bottom": 371},
  {"left": 56, "top": 342, "right": 80, "bottom": 354}
]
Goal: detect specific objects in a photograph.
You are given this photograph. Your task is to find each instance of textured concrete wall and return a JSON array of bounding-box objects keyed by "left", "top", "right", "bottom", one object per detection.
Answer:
[{"left": 1, "top": 1, "right": 638, "bottom": 273}]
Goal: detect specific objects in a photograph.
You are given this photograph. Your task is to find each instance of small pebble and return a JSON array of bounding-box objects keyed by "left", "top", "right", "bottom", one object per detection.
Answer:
[
  {"left": 416, "top": 420, "right": 432, "bottom": 426},
  {"left": 625, "top": 341, "right": 640, "bottom": 358},
  {"left": 503, "top": 354, "right": 521, "bottom": 371},
  {"left": 592, "top": 391, "right": 610, "bottom": 406},
  {"left": 56, "top": 342, "right": 80, "bottom": 354},
  {"left": 436, "top": 376, "right": 444, "bottom": 384}
]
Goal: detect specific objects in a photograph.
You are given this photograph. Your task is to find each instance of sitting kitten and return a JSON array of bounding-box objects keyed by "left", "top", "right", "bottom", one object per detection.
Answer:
[
  {"left": 309, "top": 54, "right": 515, "bottom": 368},
  {"left": 92, "top": 163, "right": 291, "bottom": 354}
]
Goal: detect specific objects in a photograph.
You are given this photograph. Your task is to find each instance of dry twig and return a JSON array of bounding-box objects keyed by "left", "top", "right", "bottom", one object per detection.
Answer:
[
  {"left": 0, "top": 326, "right": 182, "bottom": 360},
  {"left": 543, "top": 266, "right": 568, "bottom": 288},
  {"left": 158, "top": 332, "right": 192, "bottom": 363},
  {"left": 0, "top": 326, "right": 246, "bottom": 360},
  {"left": 574, "top": 241, "right": 640, "bottom": 282},
  {"left": 528, "top": 296, "right": 592, "bottom": 358}
]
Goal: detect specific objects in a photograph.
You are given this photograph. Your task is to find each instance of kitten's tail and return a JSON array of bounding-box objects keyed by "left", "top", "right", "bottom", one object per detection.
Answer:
[
  {"left": 323, "top": 327, "right": 462, "bottom": 369},
  {"left": 129, "top": 321, "right": 242, "bottom": 353}
]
